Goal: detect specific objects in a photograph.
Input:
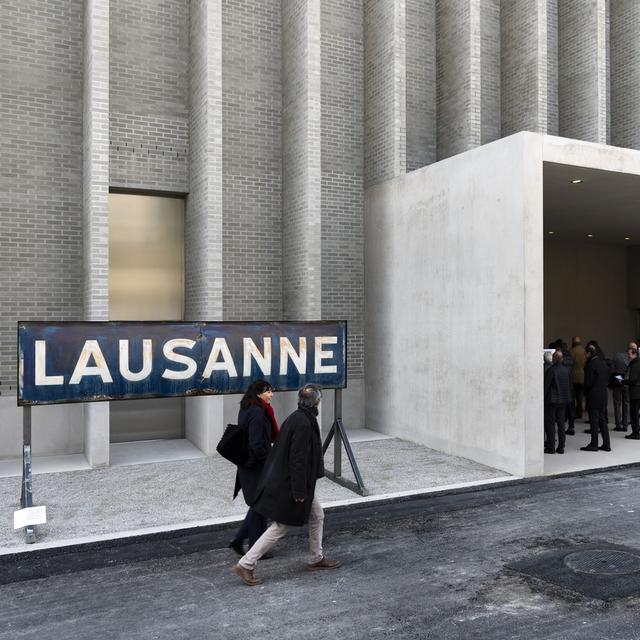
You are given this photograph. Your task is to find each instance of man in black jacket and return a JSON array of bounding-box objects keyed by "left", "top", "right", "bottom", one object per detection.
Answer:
[
  {"left": 544, "top": 350, "right": 572, "bottom": 454},
  {"left": 234, "top": 384, "right": 341, "bottom": 586},
  {"left": 581, "top": 345, "right": 612, "bottom": 452},
  {"left": 625, "top": 347, "right": 640, "bottom": 440}
]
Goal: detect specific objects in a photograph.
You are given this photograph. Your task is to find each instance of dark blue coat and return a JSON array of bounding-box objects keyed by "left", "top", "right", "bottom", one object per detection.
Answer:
[{"left": 233, "top": 404, "right": 272, "bottom": 504}]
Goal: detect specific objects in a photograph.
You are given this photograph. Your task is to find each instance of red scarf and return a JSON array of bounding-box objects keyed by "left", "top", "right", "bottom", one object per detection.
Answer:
[{"left": 260, "top": 399, "right": 279, "bottom": 442}]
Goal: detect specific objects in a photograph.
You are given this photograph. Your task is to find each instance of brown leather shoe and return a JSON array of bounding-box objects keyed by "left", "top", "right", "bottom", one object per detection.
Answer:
[
  {"left": 234, "top": 563, "right": 263, "bottom": 586},
  {"left": 307, "top": 556, "right": 342, "bottom": 571}
]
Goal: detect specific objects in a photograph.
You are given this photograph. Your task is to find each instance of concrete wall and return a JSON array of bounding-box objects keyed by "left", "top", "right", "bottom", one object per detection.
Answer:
[
  {"left": 365, "top": 133, "right": 544, "bottom": 477},
  {"left": 544, "top": 241, "right": 636, "bottom": 356}
]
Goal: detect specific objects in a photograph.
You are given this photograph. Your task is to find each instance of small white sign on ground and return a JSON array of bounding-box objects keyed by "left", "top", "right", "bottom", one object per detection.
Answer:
[{"left": 14, "top": 505, "right": 47, "bottom": 530}]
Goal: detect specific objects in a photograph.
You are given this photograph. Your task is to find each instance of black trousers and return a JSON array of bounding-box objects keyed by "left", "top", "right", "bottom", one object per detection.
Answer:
[
  {"left": 630, "top": 398, "right": 640, "bottom": 436},
  {"left": 587, "top": 408, "right": 610, "bottom": 449},
  {"left": 234, "top": 507, "right": 267, "bottom": 549},
  {"left": 613, "top": 385, "right": 630, "bottom": 428},
  {"left": 574, "top": 384, "right": 584, "bottom": 418},
  {"left": 545, "top": 403, "right": 566, "bottom": 451}
]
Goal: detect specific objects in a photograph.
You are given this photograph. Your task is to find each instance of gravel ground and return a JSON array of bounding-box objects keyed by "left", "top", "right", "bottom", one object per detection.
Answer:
[{"left": 0, "top": 438, "right": 504, "bottom": 550}]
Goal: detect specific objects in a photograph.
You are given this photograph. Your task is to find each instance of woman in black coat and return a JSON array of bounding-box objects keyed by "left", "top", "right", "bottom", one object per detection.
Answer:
[{"left": 228, "top": 379, "right": 279, "bottom": 555}]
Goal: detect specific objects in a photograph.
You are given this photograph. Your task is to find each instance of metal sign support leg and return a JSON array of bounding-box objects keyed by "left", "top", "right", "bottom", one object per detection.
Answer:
[
  {"left": 21, "top": 406, "right": 36, "bottom": 543},
  {"left": 322, "top": 389, "right": 367, "bottom": 496}
]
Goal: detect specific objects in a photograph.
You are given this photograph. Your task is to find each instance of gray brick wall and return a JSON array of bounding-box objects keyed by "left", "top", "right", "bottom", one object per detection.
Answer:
[
  {"left": 282, "top": 0, "right": 323, "bottom": 321},
  {"left": 480, "top": 0, "right": 501, "bottom": 144},
  {"left": 437, "top": 0, "right": 500, "bottom": 160},
  {"left": 0, "top": 0, "right": 84, "bottom": 385},
  {"left": 221, "top": 0, "right": 282, "bottom": 322},
  {"left": 558, "top": 0, "right": 610, "bottom": 144},
  {"left": 406, "top": 0, "right": 436, "bottom": 170},
  {"left": 84, "top": 0, "right": 110, "bottom": 322},
  {"left": 185, "top": 0, "right": 223, "bottom": 320},
  {"left": 321, "top": 0, "right": 365, "bottom": 378},
  {"left": 364, "top": 0, "right": 406, "bottom": 186},
  {"left": 437, "top": 0, "right": 474, "bottom": 158},
  {"left": 110, "top": 0, "right": 190, "bottom": 193},
  {"left": 501, "top": 0, "right": 558, "bottom": 136},
  {"left": 611, "top": 0, "right": 640, "bottom": 150},
  {"left": 547, "top": 0, "right": 559, "bottom": 135}
]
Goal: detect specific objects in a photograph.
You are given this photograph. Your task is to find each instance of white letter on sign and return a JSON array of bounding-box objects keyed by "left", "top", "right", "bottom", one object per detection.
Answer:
[
  {"left": 243, "top": 337, "right": 271, "bottom": 377},
  {"left": 203, "top": 338, "right": 238, "bottom": 378},
  {"left": 119, "top": 339, "right": 153, "bottom": 382},
  {"left": 162, "top": 339, "right": 197, "bottom": 380},
  {"left": 34, "top": 340, "right": 64, "bottom": 385},
  {"left": 279, "top": 337, "right": 306, "bottom": 375},
  {"left": 69, "top": 340, "right": 114, "bottom": 384},
  {"left": 314, "top": 336, "right": 338, "bottom": 374}
]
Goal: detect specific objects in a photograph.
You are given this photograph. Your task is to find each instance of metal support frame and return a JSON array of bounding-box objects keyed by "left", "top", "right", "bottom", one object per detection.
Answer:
[
  {"left": 20, "top": 406, "right": 36, "bottom": 543},
  {"left": 322, "top": 388, "right": 367, "bottom": 496}
]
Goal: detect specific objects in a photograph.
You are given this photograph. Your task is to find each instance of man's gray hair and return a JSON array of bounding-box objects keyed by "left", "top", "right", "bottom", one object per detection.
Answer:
[{"left": 298, "top": 384, "right": 323, "bottom": 409}]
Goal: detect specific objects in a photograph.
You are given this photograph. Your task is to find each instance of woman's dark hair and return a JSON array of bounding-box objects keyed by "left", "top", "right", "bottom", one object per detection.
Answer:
[{"left": 240, "top": 379, "right": 273, "bottom": 408}]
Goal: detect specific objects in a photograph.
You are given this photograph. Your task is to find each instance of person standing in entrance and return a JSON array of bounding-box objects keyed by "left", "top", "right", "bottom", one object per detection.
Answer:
[
  {"left": 544, "top": 350, "right": 572, "bottom": 454},
  {"left": 625, "top": 348, "right": 640, "bottom": 441},
  {"left": 580, "top": 345, "right": 611, "bottom": 452},
  {"left": 233, "top": 384, "right": 341, "bottom": 586},
  {"left": 570, "top": 336, "right": 587, "bottom": 419},
  {"left": 612, "top": 341, "right": 637, "bottom": 432},
  {"left": 228, "top": 380, "right": 279, "bottom": 557}
]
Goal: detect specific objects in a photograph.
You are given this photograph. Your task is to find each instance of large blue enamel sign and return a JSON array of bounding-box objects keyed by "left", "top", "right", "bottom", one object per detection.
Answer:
[{"left": 18, "top": 321, "right": 347, "bottom": 406}]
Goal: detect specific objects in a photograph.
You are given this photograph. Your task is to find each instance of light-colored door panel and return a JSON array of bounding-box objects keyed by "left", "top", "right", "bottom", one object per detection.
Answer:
[{"left": 108, "top": 193, "right": 185, "bottom": 443}]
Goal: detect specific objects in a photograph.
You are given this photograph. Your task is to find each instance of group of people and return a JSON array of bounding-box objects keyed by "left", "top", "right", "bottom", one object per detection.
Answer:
[
  {"left": 544, "top": 336, "right": 640, "bottom": 455},
  {"left": 228, "top": 379, "right": 341, "bottom": 587}
]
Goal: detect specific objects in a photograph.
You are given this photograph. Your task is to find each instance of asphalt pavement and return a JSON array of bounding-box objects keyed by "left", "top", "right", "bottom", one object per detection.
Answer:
[{"left": 2, "top": 468, "right": 640, "bottom": 639}]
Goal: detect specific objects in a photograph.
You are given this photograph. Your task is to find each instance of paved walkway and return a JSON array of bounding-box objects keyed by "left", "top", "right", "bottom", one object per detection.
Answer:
[
  {"left": 0, "top": 435, "right": 508, "bottom": 553},
  {"left": 2, "top": 468, "right": 640, "bottom": 639}
]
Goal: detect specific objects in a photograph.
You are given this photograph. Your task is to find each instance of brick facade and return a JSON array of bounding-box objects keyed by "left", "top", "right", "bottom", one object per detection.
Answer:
[
  {"left": 109, "top": 0, "right": 190, "bottom": 193},
  {"left": 2, "top": 0, "right": 640, "bottom": 415},
  {"left": 0, "top": 1, "right": 84, "bottom": 385}
]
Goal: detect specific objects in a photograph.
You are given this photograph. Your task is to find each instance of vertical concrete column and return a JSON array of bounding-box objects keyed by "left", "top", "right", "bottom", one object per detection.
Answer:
[
  {"left": 610, "top": 1, "right": 640, "bottom": 150},
  {"left": 558, "top": 0, "right": 610, "bottom": 144},
  {"left": 83, "top": 0, "right": 110, "bottom": 468},
  {"left": 406, "top": 0, "right": 436, "bottom": 170},
  {"left": 282, "top": 0, "right": 323, "bottom": 320},
  {"left": 185, "top": 0, "right": 224, "bottom": 454},
  {"left": 436, "top": 0, "right": 501, "bottom": 160},
  {"left": 364, "top": 0, "right": 406, "bottom": 186},
  {"left": 501, "top": 0, "right": 558, "bottom": 136}
]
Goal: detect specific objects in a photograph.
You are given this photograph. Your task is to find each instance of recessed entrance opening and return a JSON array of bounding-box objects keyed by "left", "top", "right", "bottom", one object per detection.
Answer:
[
  {"left": 108, "top": 193, "right": 185, "bottom": 443},
  {"left": 543, "top": 162, "right": 640, "bottom": 473}
]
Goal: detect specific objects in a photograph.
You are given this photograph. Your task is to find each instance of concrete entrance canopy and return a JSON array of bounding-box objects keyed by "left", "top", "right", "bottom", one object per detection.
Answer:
[{"left": 364, "top": 132, "right": 640, "bottom": 477}]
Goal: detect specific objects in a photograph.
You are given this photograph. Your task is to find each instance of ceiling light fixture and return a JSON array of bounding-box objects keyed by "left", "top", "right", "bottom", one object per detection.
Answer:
[
  {"left": 571, "top": 179, "right": 583, "bottom": 184},
  {"left": 587, "top": 234, "right": 593, "bottom": 238},
  {"left": 625, "top": 237, "right": 631, "bottom": 241},
  {"left": 548, "top": 231, "right": 555, "bottom": 235}
]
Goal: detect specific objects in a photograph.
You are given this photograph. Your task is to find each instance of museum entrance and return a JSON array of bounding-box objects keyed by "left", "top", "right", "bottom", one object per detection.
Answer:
[
  {"left": 543, "top": 162, "right": 640, "bottom": 474},
  {"left": 108, "top": 193, "right": 186, "bottom": 443}
]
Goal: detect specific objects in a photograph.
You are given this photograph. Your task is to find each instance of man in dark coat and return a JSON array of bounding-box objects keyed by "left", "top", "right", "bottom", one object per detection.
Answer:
[
  {"left": 581, "top": 345, "right": 612, "bottom": 452},
  {"left": 612, "top": 341, "right": 637, "bottom": 431},
  {"left": 625, "top": 347, "right": 640, "bottom": 440},
  {"left": 233, "top": 384, "right": 341, "bottom": 586},
  {"left": 544, "top": 350, "right": 572, "bottom": 454}
]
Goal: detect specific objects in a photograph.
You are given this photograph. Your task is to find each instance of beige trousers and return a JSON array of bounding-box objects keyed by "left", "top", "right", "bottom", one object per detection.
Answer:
[{"left": 238, "top": 496, "right": 324, "bottom": 570}]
